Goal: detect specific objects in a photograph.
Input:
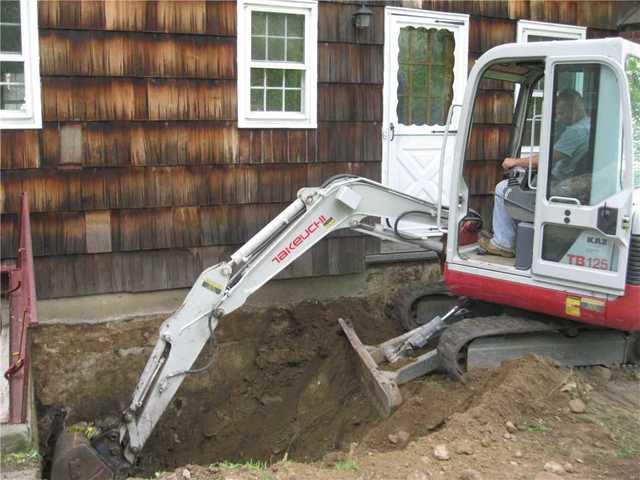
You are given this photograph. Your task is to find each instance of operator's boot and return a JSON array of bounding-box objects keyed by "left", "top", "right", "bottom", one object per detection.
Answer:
[{"left": 478, "top": 236, "right": 514, "bottom": 258}]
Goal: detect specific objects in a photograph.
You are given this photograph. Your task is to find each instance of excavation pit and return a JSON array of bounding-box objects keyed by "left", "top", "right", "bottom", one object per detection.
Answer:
[{"left": 32, "top": 291, "right": 423, "bottom": 476}]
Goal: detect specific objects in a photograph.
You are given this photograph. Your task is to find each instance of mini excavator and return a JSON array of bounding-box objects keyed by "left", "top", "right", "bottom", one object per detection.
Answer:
[{"left": 52, "top": 38, "right": 640, "bottom": 479}]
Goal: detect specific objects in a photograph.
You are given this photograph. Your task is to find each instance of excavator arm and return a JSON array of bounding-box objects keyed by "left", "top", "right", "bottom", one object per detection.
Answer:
[{"left": 52, "top": 176, "right": 448, "bottom": 480}]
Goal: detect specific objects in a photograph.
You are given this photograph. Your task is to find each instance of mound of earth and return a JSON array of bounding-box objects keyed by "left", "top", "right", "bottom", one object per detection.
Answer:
[{"left": 130, "top": 355, "right": 640, "bottom": 479}]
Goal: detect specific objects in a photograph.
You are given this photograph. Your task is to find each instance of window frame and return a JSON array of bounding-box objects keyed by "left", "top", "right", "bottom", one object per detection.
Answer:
[
  {"left": 237, "top": 0, "right": 317, "bottom": 129},
  {"left": 0, "top": 0, "right": 42, "bottom": 130},
  {"left": 516, "top": 20, "right": 586, "bottom": 155}
]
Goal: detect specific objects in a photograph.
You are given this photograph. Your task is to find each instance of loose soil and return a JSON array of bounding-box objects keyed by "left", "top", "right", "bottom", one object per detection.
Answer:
[
  {"left": 32, "top": 283, "right": 639, "bottom": 480},
  {"left": 128, "top": 357, "right": 640, "bottom": 480}
]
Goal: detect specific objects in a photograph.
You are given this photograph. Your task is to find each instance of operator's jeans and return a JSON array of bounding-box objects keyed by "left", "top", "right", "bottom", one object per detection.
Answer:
[{"left": 492, "top": 179, "right": 516, "bottom": 251}]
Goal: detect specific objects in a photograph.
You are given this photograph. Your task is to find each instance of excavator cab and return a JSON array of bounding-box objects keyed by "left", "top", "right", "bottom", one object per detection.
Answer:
[{"left": 445, "top": 38, "right": 639, "bottom": 330}]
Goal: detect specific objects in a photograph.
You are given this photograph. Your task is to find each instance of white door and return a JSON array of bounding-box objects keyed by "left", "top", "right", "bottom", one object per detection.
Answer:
[{"left": 382, "top": 7, "right": 469, "bottom": 234}]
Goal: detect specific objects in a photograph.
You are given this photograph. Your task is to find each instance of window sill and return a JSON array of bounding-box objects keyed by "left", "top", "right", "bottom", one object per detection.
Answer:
[
  {"left": 0, "top": 115, "right": 42, "bottom": 130},
  {"left": 238, "top": 118, "right": 317, "bottom": 129}
]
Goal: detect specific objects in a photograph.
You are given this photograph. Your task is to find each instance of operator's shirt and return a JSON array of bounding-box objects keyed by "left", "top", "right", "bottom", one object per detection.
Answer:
[{"left": 550, "top": 116, "right": 591, "bottom": 180}]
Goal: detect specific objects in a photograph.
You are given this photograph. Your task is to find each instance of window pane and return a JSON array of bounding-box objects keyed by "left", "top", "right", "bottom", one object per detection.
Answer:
[
  {"left": 396, "top": 26, "right": 455, "bottom": 126},
  {"left": 542, "top": 225, "right": 618, "bottom": 272},
  {"left": 266, "top": 69, "right": 283, "bottom": 87},
  {"left": 267, "top": 37, "right": 285, "bottom": 61},
  {"left": 266, "top": 89, "right": 283, "bottom": 111},
  {"left": 0, "top": 62, "right": 25, "bottom": 110},
  {"left": 522, "top": 95, "right": 543, "bottom": 149},
  {"left": 411, "top": 96, "right": 427, "bottom": 125},
  {"left": 285, "top": 90, "right": 301, "bottom": 112},
  {"left": 1, "top": 61, "right": 24, "bottom": 82},
  {"left": 250, "top": 88, "right": 264, "bottom": 111},
  {"left": 251, "top": 68, "right": 264, "bottom": 87},
  {"left": 1, "top": 24, "right": 21, "bottom": 53},
  {"left": 285, "top": 70, "right": 302, "bottom": 88},
  {"left": 1, "top": 1, "right": 21, "bottom": 23},
  {"left": 268, "top": 13, "right": 285, "bottom": 36},
  {"left": 251, "top": 36, "right": 266, "bottom": 60},
  {"left": 527, "top": 34, "right": 573, "bottom": 43},
  {"left": 627, "top": 56, "right": 640, "bottom": 188},
  {"left": 1, "top": 84, "right": 24, "bottom": 110},
  {"left": 251, "top": 11, "right": 266, "bottom": 35},
  {"left": 286, "top": 38, "right": 304, "bottom": 62},
  {"left": 287, "top": 14, "right": 304, "bottom": 37}
]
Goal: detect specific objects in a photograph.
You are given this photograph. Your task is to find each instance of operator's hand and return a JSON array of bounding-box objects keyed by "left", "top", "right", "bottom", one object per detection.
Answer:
[{"left": 502, "top": 157, "right": 519, "bottom": 170}]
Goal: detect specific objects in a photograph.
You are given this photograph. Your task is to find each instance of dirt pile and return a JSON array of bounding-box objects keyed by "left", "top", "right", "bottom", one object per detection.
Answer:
[{"left": 137, "top": 356, "right": 640, "bottom": 480}]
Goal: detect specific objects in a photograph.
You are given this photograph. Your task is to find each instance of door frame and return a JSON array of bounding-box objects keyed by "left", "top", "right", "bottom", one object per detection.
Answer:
[
  {"left": 531, "top": 55, "right": 634, "bottom": 295},
  {"left": 382, "top": 6, "right": 469, "bottom": 189}
]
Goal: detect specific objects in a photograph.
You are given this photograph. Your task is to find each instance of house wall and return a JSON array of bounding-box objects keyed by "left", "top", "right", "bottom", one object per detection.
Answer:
[{"left": 0, "top": 0, "right": 635, "bottom": 299}]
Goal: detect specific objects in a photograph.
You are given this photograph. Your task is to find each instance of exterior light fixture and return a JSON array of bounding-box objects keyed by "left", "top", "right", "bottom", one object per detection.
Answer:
[{"left": 353, "top": 4, "right": 372, "bottom": 29}]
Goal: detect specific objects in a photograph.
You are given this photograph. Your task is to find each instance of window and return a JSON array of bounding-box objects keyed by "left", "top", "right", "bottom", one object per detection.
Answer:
[
  {"left": 627, "top": 55, "right": 640, "bottom": 188},
  {"left": 517, "top": 21, "right": 585, "bottom": 154},
  {"left": 0, "top": 0, "right": 41, "bottom": 129},
  {"left": 396, "top": 27, "right": 455, "bottom": 126},
  {"left": 237, "top": 0, "right": 317, "bottom": 129}
]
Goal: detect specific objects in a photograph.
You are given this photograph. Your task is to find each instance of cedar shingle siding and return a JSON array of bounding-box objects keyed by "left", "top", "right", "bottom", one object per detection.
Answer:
[{"left": 0, "top": 0, "right": 635, "bottom": 299}]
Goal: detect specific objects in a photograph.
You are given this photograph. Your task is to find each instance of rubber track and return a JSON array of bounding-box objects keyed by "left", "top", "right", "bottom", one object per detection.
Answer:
[{"left": 437, "top": 315, "right": 562, "bottom": 381}]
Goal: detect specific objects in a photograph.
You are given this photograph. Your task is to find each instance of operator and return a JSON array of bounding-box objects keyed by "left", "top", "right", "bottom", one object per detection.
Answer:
[{"left": 479, "top": 89, "right": 591, "bottom": 257}]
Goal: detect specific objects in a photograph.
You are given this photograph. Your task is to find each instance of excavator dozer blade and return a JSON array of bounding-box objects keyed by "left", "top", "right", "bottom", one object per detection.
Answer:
[{"left": 51, "top": 432, "right": 117, "bottom": 480}]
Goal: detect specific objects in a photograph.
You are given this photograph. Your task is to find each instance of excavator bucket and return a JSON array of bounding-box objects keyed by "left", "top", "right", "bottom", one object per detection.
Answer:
[{"left": 51, "top": 432, "right": 115, "bottom": 480}]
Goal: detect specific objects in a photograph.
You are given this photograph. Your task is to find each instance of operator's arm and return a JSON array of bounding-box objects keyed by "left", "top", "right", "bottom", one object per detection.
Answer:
[
  {"left": 502, "top": 149, "right": 570, "bottom": 171},
  {"left": 502, "top": 154, "right": 539, "bottom": 170}
]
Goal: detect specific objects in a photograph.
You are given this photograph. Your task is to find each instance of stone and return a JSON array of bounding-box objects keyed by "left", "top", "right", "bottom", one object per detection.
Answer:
[
  {"left": 563, "top": 462, "right": 574, "bottom": 473},
  {"left": 182, "top": 469, "right": 192, "bottom": 480},
  {"left": 455, "top": 442, "right": 474, "bottom": 455},
  {"left": 544, "top": 461, "right": 566, "bottom": 475},
  {"left": 397, "top": 430, "right": 411, "bottom": 443},
  {"left": 534, "top": 473, "right": 564, "bottom": 480},
  {"left": 561, "top": 382, "right": 577, "bottom": 393},
  {"left": 481, "top": 437, "right": 491, "bottom": 448},
  {"left": 433, "top": 444, "right": 450, "bottom": 461},
  {"left": 459, "top": 469, "right": 482, "bottom": 480},
  {"left": 514, "top": 451, "right": 523, "bottom": 458},
  {"left": 505, "top": 421, "right": 518, "bottom": 433},
  {"left": 503, "top": 432, "right": 513, "bottom": 440},
  {"left": 509, "top": 461, "right": 518, "bottom": 467},
  {"left": 388, "top": 434, "right": 399, "bottom": 444},
  {"left": 569, "top": 398, "right": 586, "bottom": 414}
]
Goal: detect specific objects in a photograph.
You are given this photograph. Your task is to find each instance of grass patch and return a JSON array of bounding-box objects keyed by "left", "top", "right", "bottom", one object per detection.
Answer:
[
  {"left": 334, "top": 460, "right": 359, "bottom": 472},
  {"left": 599, "top": 410, "right": 640, "bottom": 458},
  {"left": 2, "top": 448, "right": 40, "bottom": 468},
  {"left": 214, "top": 459, "right": 268, "bottom": 471},
  {"left": 527, "top": 419, "right": 551, "bottom": 433}
]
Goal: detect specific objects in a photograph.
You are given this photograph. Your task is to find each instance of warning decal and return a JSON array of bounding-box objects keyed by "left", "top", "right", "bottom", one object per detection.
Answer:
[{"left": 565, "top": 296, "right": 581, "bottom": 317}]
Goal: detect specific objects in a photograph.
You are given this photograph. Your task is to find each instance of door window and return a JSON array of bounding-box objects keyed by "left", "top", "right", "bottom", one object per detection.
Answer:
[
  {"left": 546, "top": 64, "right": 621, "bottom": 205},
  {"left": 396, "top": 27, "right": 455, "bottom": 126}
]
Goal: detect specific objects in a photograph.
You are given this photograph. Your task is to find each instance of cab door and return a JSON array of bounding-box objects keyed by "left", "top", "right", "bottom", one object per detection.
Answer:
[{"left": 531, "top": 57, "right": 634, "bottom": 295}]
